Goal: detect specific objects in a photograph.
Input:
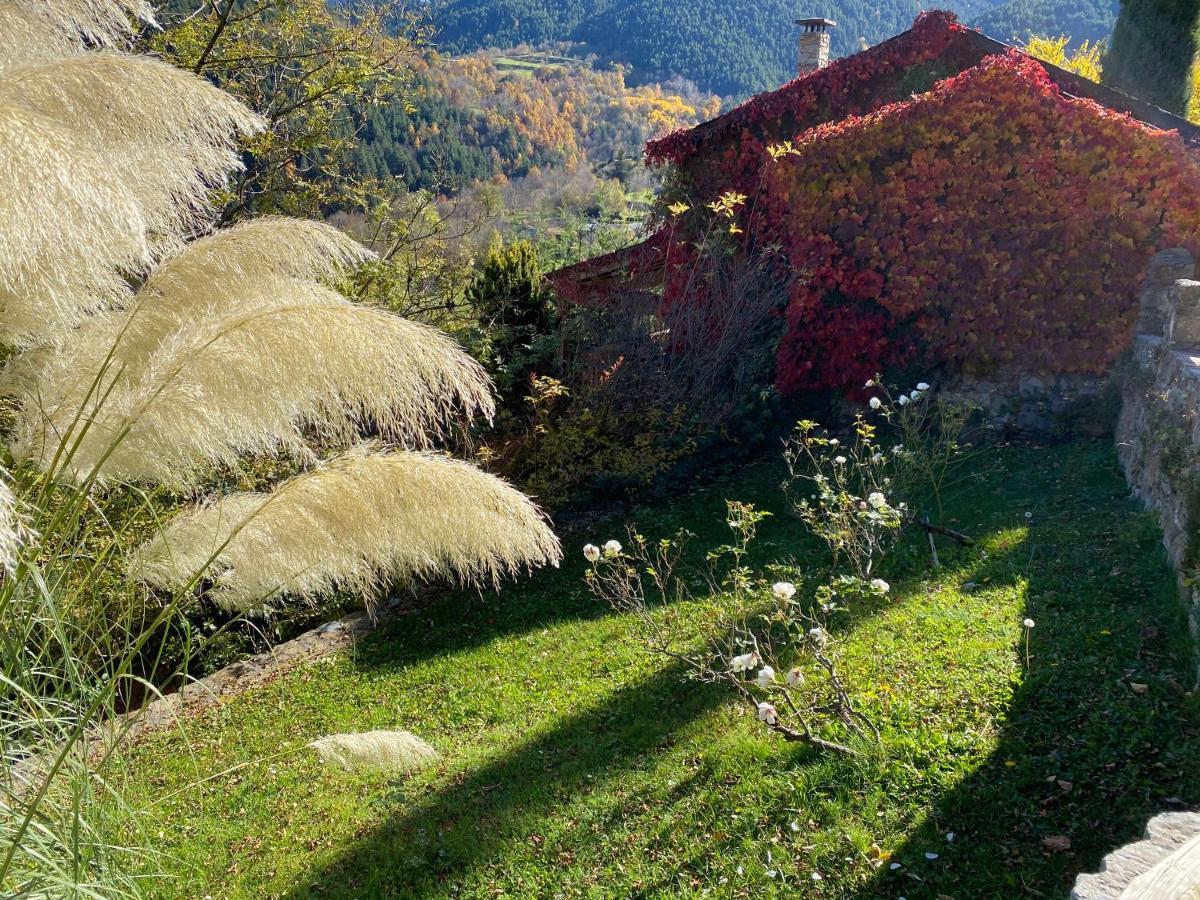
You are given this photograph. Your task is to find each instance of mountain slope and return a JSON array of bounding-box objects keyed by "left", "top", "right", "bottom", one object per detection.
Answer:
[
  {"left": 430, "top": 0, "right": 1117, "bottom": 96},
  {"left": 974, "top": 0, "right": 1118, "bottom": 44}
]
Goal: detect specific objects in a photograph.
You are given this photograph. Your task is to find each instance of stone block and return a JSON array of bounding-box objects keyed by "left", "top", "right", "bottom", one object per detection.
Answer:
[
  {"left": 1073, "top": 812, "right": 1200, "bottom": 900},
  {"left": 1137, "top": 248, "right": 1196, "bottom": 335},
  {"left": 1167, "top": 280, "right": 1200, "bottom": 347},
  {"left": 1132, "top": 335, "right": 1164, "bottom": 370}
]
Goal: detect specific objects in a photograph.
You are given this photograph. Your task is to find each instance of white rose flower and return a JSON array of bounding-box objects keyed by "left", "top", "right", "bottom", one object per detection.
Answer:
[
  {"left": 730, "top": 651, "right": 760, "bottom": 673},
  {"left": 756, "top": 665, "right": 776, "bottom": 688},
  {"left": 828, "top": 438, "right": 840, "bottom": 447},
  {"left": 869, "top": 396, "right": 882, "bottom": 410},
  {"left": 583, "top": 544, "right": 601, "bottom": 562},
  {"left": 871, "top": 578, "right": 890, "bottom": 593},
  {"left": 603, "top": 539, "right": 622, "bottom": 557},
  {"left": 756, "top": 702, "right": 778, "bottom": 725},
  {"left": 786, "top": 666, "right": 804, "bottom": 686},
  {"left": 917, "top": 382, "right": 930, "bottom": 391},
  {"left": 867, "top": 491, "right": 887, "bottom": 509},
  {"left": 1023, "top": 618, "right": 1035, "bottom": 629},
  {"left": 898, "top": 395, "right": 910, "bottom": 406},
  {"left": 834, "top": 455, "right": 847, "bottom": 465},
  {"left": 910, "top": 389, "right": 922, "bottom": 401},
  {"left": 772, "top": 581, "right": 797, "bottom": 601}
]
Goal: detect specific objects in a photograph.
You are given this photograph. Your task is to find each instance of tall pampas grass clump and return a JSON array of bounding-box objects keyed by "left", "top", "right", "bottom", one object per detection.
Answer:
[
  {"left": 10, "top": 278, "right": 498, "bottom": 484},
  {"left": 0, "top": 0, "right": 153, "bottom": 60},
  {"left": 0, "top": 20, "right": 263, "bottom": 346},
  {"left": 0, "top": 0, "right": 561, "bottom": 892}
]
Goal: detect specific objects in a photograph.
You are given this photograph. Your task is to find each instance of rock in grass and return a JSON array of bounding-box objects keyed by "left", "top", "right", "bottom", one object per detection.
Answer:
[{"left": 308, "top": 730, "right": 438, "bottom": 774}]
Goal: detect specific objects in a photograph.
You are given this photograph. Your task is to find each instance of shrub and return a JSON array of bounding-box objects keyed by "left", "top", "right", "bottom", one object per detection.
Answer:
[
  {"left": 583, "top": 506, "right": 872, "bottom": 756},
  {"left": 507, "top": 248, "right": 785, "bottom": 507}
]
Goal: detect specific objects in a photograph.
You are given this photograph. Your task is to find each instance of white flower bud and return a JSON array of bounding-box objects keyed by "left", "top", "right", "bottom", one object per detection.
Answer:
[{"left": 730, "top": 651, "right": 760, "bottom": 673}]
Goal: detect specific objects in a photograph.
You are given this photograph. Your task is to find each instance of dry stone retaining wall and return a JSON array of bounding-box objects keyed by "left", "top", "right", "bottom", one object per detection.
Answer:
[
  {"left": 1115, "top": 249, "right": 1200, "bottom": 681},
  {"left": 1073, "top": 247, "right": 1200, "bottom": 898}
]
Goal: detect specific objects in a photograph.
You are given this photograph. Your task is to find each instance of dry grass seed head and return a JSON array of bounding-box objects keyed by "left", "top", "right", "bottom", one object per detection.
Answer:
[{"left": 129, "top": 447, "right": 562, "bottom": 610}]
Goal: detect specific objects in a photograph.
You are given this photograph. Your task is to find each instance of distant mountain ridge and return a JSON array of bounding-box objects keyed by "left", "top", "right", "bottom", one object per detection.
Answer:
[{"left": 428, "top": 0, "right": 1118, "bottom": 96}]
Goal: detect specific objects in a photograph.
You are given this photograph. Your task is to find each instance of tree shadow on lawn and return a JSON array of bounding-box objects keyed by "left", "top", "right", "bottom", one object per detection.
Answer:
[
  {"left": 347, "top": 459, "right": 820, "bottom": 677},
  {"left": 856, "top": 466, "right": 1200, "bottom": 898},
  {"left": 292, "top": 442, "right": 1189, "bottom": 897},
  {"left": 280, "top": 664, "right": 732, "bottom": 898}
]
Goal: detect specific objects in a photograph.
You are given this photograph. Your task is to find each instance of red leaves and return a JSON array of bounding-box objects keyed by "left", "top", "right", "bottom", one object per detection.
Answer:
[
  {"left": 576, "top": 11, "right": 1200, "bottom": 399},
  {"left": 644, "top": 11, "right": 975, "bottom": 174},
  {"left": 736, "top": 50, "right": 1200, "bottom": 394}
]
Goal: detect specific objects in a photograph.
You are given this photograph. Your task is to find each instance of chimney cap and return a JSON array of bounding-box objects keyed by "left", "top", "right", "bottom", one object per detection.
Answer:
[{"left": 796, "top": 16, "right": 836, "bottom": 31}]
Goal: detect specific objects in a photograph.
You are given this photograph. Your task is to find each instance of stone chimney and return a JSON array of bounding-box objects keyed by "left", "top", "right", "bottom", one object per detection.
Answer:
[{"left": 796, "top": 17, "right": 836, "bottom": 75}]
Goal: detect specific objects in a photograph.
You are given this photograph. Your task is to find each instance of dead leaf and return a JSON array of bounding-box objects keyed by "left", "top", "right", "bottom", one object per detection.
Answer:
[{"left": 1042, "top": 835, "right": 1072, "bottom": 853}]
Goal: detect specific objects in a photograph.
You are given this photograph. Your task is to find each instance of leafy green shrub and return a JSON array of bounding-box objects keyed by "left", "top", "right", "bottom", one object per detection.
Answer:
[{"left": 463, "top": 239, "right": 559, "bottom": 409}]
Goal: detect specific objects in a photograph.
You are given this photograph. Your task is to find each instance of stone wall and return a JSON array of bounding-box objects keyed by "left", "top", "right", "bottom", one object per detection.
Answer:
[
  {"left": 941, "top": 370, "right": 1115, "bottom": 440},
  {"left": 1115, "top": 248, "right": 1200, "bottom": 676}
]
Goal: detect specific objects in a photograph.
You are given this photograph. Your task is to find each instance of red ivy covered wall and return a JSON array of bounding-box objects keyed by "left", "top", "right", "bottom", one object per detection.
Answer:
[
  {"left": 633, "top": 12, "right": 1200, "bottom": 396},
  {"left": 746, "top": 51, "right": 1200, "bottom": 394}
]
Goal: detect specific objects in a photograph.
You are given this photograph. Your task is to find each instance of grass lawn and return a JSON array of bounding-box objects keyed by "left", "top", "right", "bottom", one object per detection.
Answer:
[{"left": 121, "top": 441, "right": 1200, "bottom": 898}]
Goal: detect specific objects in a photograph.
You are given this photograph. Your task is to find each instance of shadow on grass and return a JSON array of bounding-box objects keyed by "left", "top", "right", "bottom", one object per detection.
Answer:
[
  {"left": 348, "top": 460, "right": 807, "bottom": 677},
  {"left": 856, "top": 451, "right": 1200, "bottom": 898},
  {"left": 285, "top": 443, "right": 1200, "bottom": 898},
  {"left": 282, "top": 665, "right": 730, "bottom": 898}
]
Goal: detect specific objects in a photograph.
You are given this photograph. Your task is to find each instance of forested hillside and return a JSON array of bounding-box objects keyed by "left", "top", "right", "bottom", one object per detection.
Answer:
[
  {"left": 975, "top": 0, "right": 1117, "bottom": 45},
  {"left": 346, "top": 52, "right": 718, "bottom": 191},
  {"left": 430, "top": 0, "right": 1117, "bottom": 96}
]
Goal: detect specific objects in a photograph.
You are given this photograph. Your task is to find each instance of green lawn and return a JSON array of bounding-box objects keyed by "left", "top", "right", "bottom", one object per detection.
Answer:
[{"left": 122, "top": 441, "right": 1200, "bottom": 898}]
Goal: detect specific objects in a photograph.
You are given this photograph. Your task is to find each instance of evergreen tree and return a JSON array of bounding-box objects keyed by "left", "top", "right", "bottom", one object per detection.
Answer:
[
  {"left": 1104, "top": 0, "right": 1200, "bottom": 112},
  {"left": 465, "top": 240, "right": 558, "bottom": 405}
]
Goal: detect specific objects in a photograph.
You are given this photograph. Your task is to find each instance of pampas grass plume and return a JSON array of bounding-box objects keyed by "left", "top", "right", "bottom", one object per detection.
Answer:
[
  {"left": 0, "top": 0, "right": 155, "bottom": 63},
  {"left": 308, "top": 731, "right": 438, "bottom": 774},
  {"left": 129, "top": 446, "right": 562, "bottom": 609}
]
